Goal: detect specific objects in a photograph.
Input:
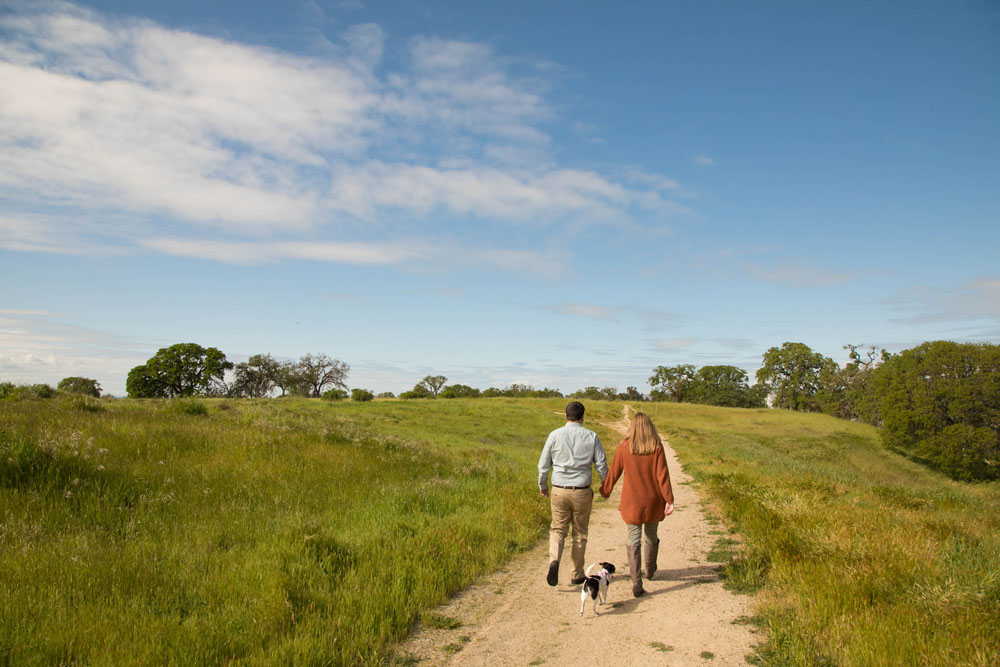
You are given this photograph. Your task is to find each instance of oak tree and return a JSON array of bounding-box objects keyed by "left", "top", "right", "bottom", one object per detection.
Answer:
[
  {"left": 649, "top": 364, "right": 697, "bottom": 402},
  {"left": 870, "top": 341, "right": 999, "bottom": 481},
  {"left": 756, "top": 342, "right": 836, "bottom": 411},
  {"left": 126, "top": 343, "right": 232, "bottom": 398},
  {"left": 418, "top": 375, "right": 448, "bottom": 397},
  {"left": 296, "top": 353, "right": 350, "bottom": 398}
]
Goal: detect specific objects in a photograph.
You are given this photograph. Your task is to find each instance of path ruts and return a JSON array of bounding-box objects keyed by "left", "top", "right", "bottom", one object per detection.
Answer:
[{"left": 397, "top": 405, "right": 756, "bottom": 665}]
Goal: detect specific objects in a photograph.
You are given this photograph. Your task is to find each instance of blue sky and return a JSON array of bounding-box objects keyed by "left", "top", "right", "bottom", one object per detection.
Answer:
[{"left": 1, "top": 0, "right": 998, "bottom": 396}]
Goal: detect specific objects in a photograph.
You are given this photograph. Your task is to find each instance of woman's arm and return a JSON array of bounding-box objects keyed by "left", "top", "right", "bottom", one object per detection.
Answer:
[
  {"left": 599, "top": 443, "right": 625, "bottom": 498},
  {"left": 654, "top": 446, "right": 674, "bottom": 505}
]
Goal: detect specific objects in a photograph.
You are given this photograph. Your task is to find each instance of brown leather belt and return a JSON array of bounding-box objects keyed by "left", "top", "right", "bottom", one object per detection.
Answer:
[{"left": 552, "top": 484, "right": 590, "bottom": 490}]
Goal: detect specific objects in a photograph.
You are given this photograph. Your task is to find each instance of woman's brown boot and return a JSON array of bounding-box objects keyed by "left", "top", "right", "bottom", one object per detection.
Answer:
[
  {"left": 643, "top": 538, "right": 660, "bottom": 579},
  {"left": 627, "top": 542, "right": 644, "bottom": 597}
]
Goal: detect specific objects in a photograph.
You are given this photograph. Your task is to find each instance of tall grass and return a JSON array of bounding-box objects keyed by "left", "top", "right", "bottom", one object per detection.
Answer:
[
  {"left": 640, "top": 402, "right": 1000, "bottom": 665},
  {"left": 0, "top": 396, "right": 620, "bottom": 665},
  {"left": 12, "top": 396, "right": 990, "bottom": 664}
]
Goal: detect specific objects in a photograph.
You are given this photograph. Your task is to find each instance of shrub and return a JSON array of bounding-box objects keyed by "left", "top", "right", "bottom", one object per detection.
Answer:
[
  {"left": 439, "top": 384, "right": 480, "bottom": 399},
  {"left": 63, "top": 395, "right": 105, "bottom": 413},
  {"left": 322, "top": 388, "right": 348, "bottom": 401},
  {"left": 527, "top": 388, "right": 563, "bottom": 398},
  {"left": 167, "top": 398, "right": 208, "bottom": 416},
  {"left": 1, "top": 384, "right": 57, "bottom": 400},
  {"left": 571, "top": 386, "right": 604, "bottom": 400},
  {"left": 376, "top": 391, "right": 395, "bottom": 399},
  {"left": 399, "top": 390, "right": 428, "bottom": 399},
  {"left": 351, "top": 389, "right": 374, "bottom": 402},
  {"left": 57, "top": 377, "right": 101, "bottom": 397}
]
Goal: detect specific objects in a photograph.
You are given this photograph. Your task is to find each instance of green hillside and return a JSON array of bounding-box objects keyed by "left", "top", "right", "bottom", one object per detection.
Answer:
[
  {"left": 641, "top": 402, "right": 1000, "bottom": 665},
  {"left": 2, "top": 396, "right": 997, "bottom": 665},
  {"left": 0, "top": 397, "right": 621, "bottom": 665}
]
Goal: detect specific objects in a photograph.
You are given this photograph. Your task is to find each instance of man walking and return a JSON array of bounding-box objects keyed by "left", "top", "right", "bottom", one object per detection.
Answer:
[{"left": 538, "top": 401, "right": 609, "bottom": 586}]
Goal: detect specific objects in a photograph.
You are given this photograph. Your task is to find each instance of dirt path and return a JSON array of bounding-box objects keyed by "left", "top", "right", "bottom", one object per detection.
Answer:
[{"left": 397, "top": 405, "right": 756, "bottom": 665}]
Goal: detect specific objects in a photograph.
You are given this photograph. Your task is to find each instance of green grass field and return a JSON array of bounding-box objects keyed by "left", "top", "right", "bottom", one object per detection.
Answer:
[
  {"left": 0, "top": 396, "right": 622, "bottom": 665},
  {"left": 639, "top": 402, "right": 1000, "bottom": 666},
  {"left": 2, "top": 396, "right": 998, "bottom": 665}
]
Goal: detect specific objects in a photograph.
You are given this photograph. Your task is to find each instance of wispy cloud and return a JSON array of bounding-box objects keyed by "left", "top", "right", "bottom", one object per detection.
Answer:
[
  {"left": 632, "top": 307, "right": 685, "bottom": 331},
  {"left": 653, "top": 337, "right": 698, "bottom": 350},
  {"left": 694, "top": 155, "right": 715, "bottom": 166},
  {"left": 139, "top": 235, "right": 571, "bottom": 278},
  {"left": 0, "top": 309, "right": 150, "bottom": 392},
  {"left": 881, "top": 276, "right": 1000, "bottom": 325},
  {"left": 537, "top": 303, "right": 683, "bottom": 328},
  {"left": 550, "top": 303, "right": 619, "bottom": 322},
  {"left": 711, "top": 337, "right": 758, "bottom": 350},
  {"left": 0, "top": 1, "right": 685, "bottom": 272},
  {"left": 349, "top": 357, "right": 665, "bottom": 395},
  {"left": 744, "top": 262, "right": 857, "bottom": 288},
  {"left": 140, "top": 238, "right": 425, "bottom": 265},
  {"left": 324, "top": 162, "right": 633, "bottom": 222},
  {"left": 0, "top": 308, "right": 61, "bottom": 317},
  {"left": 625, "top": 170, "right": 680, "bottom": 191},
  {"left": 570, "top": 122, "right": 603, "bottom": 144}
]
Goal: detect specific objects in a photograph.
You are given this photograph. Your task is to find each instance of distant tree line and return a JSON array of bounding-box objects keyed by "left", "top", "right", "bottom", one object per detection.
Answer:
[
  {"left": 395, "top": 377, "right": 564, "bottom": 399},
  {"left": 125, "top": 344, "right": 352, "bottom": 400},
  {"left": 648, "top": 364, "right": 765, "bottom": 408},
  {"left": 652, "top": 340, "right": 998, "bottom": 482},
  {"left": 7, "top": 337, "right": 996, "bottom": 482}
]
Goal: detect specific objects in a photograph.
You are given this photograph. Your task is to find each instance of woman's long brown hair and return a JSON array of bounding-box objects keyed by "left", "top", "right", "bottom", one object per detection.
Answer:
[{"left": 626, "top": 412, "right": 663, "bottom": 455}]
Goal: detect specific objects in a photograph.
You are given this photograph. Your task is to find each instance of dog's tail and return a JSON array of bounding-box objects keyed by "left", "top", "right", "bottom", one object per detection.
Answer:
[{"left": 585, "top": 563, "right": 596, "bottom": 576}]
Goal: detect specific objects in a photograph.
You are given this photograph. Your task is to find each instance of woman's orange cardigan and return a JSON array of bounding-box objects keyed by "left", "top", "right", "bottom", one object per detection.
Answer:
[{"left": 599, "top": 440, "right": 674, "bottom": 525}]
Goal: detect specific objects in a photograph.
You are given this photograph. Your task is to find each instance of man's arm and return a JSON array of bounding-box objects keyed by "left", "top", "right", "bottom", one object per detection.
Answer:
[
  {"left": 593, "top": 435, "right": 609, "bottom": 482},
  {"left": 537, "top": 432, "right": 555, "bottom": 495}
]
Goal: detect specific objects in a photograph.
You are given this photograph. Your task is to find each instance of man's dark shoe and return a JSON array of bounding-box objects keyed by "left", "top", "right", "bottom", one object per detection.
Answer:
[
  {"left": 546, "top": 560, "right": 559, "bottom": 586},
  {"left": 570, "top": 577, "right": 586, "bottom": 585}
]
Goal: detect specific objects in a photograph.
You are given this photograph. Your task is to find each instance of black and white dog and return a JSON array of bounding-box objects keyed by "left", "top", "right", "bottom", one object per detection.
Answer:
[{"left": 579, "top": 562, "right": 616, "bottom": 616}]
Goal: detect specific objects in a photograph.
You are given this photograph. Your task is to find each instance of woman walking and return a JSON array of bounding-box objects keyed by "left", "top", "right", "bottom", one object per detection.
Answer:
[{"left": 599, "top": 412, "right": 675, "bottom": 597}]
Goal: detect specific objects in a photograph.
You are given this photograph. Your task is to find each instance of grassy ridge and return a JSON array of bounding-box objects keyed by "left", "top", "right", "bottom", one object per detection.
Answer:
[
  {"left": 640, "top": 402, "right": 1000, "bottom": 665},
  {"left": 6, "top": 396, "right": 996, "bottom": 665},
  {"left": 0, "top": 397, "right": 622, "bottom": 665}
]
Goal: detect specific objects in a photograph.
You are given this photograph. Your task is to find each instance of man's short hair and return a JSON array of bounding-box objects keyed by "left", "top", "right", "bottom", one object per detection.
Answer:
[{"left": 566, "top": 401, "right": 585, "bottom": 422}]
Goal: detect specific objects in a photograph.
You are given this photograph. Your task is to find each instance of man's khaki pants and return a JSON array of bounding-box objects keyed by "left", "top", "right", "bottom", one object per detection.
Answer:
[{"left": 548, "top": 486, "right": 593, "bottom": 581}]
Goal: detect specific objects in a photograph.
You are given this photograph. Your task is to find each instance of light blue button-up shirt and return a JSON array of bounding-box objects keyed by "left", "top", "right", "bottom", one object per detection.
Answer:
[{"left": 537, "top": 421, "right": 609, "bottom": 491}]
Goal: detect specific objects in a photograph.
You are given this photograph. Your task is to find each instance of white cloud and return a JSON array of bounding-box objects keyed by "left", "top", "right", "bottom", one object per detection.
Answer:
[
  {"left": 551, "top": 303, "right": 619, "bottom": 322},
  {"left": 881, "top": 276, "right": 1000, "bottom": 325},
  {"left": 0, "top": 309, "right": 151, "bottom": 393},
  {"left": 744, "top": 262, "right": 856, "bottom": 288},
  {"left": 711, "top": 337, "right": 757, "bottom": 350},
  {"left": 473, "top": 248, "right": 569, "bottom": 280},
  {"left": 0, "top": 2, "right": 683, "bottom": 270},
  {"left": 626, "top": 169, "right": 680, "bottom": 191},
  {"left": 694, "top": 155, "right": 715, "bottom": 165},
  {"left": 348, "top": 358, "right": 663, "bottom": 395},
  {"left": 139, "top": 235, "right": 570, "bottom": 278},
  {"left": 324, "top": 162, "right": 632, "bottom": 222},
  {"left": 140, "top": 238, "right": 425, "bottom": 265},
  {"left": 653, "top": 337, "right": 698, "bottom": 350},
  {"left": 0, "top": 14, "right": 374, "bottom": 227},
  {"left": 632, "top": 307, "right": 685, "bottom": 331}
]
